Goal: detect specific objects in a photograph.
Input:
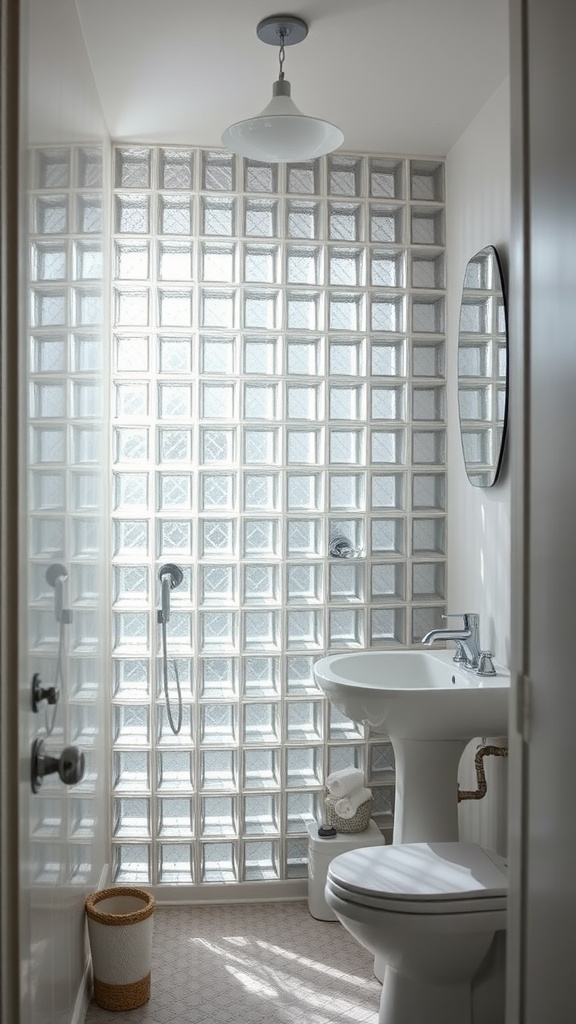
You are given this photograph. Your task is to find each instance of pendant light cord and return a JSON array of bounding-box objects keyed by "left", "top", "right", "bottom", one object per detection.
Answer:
[{"left": 278, "top": 27, "right": 286, "bottom": 79}]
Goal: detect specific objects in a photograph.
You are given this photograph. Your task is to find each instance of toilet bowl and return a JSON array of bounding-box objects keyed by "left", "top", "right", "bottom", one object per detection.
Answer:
[{"left": 325, "top": 841, "right": 507, "bottom": 1024}]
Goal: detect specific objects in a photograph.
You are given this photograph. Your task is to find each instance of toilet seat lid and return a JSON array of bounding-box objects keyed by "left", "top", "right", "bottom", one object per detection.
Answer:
[{"left": 327, "top": 842, "right": 507, "bottom": 903}]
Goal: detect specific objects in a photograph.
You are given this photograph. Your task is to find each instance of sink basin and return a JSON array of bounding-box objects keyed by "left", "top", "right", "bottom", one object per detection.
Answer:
[
  {"left": 313, "top": 649, "right": 509, "bottom": 740},
  {"left": 313, "top": 649, "right": 510, "bottom": 844}
]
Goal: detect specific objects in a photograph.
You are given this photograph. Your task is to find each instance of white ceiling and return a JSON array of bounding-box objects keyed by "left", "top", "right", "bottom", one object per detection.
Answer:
[{"left": 74, "top": 0, "right": 508, "bottom": 156}]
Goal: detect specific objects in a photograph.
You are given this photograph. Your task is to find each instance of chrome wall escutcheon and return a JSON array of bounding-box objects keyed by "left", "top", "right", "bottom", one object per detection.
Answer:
[
  {"left": 31, "top": 673, "right": 59, "bottom": 713},
  {"left": 30, "top": 739, "right": 85, "bottom": 793}
]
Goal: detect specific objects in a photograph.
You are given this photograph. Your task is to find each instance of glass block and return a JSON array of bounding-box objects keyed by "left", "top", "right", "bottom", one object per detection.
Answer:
[
  {"left": 244, "top": 289, "right": 279, "bottom": 329},
  {"left": 412, "top": 294, "right": 445, "bottom": 333},
  {"left": 73, "top": 287, "right": 102, "bottom": 326},
  {"left": 244, "top": 244, "right": 278, "bottom": 283},
  {"left": 113, "top": 845, "right": 150, "bottom": 884},
  {"left": 458, "top": 386, "right": 490, "bottom": 422},
  {"left": 113, "top": 751, "right": 150, "bottom": 792},
  {"left": 36, "top": 147, "right": 70, "bottom": 188},
  {"left": 201, "top": 382, "right": 235, "bottom": 419},
  {"left": 243, "top": 794, "right": 279, "bottom": 835},
  {"left": 243, "top": 657, "right": 280, "bottom": 697},
  {"left": 243, "top": 337, "right": 279, "bottom": 375},
  {"left": 115, "top": 194, "right": 149, "bottom": 234},
  {"left": 202, "top": 151, "right": 235, "bottom": 191},
  {"left": 412, "top": 473, "right": 446, "bottom": 511},
  {"left": 329, "top": 563, "right": 364, "bottom": 602},
  {"left": 114, "top": 241, "right": 148, "bottom": 280},
  {"left": 243, "top": 608, "right": 280, "bottom": 649},
  {"left": 243, "top": 565, "right": 279, "bottom": 604},
  {"left": 200, "top": 750, "right": 236, "bottom": 791},
  {"left": 461, "top": 428, "right": 493, "bottom": 467},
  {"left": 371, "top": 339, "right": 405, "bottom": 377},
  {"left": 75, "top": 194, "right": 102, "bottom": 234},
  {"left": 243, "top": 428, "right": 279, "bottom": 465},
  {"left": 32, "top": 240, "right": 68, "bottom": 281},
  {"left": 328, "top": 472, "right": 364, "bottom": 511},
  {"left": 369, "top": 158, "right": 404, "bottom": 199},
  {"left": 201, "top": 842, "right": 237, "bottom": 883},
  {"left": 286, "top": 338, "right": 322, "bottom": 375},
  {"left": 286, "top": 290, "right": 321, "bottom": 330},
  {"left": 114, "top": 382, "right": 147, "bottom": 419},
  {"left": 412, "top": 606, "right": 445, "bottom": 644},
  {"left": 31, "top": 382, "right": 66, "bottom": 418},
  {"left": 202, "top": 197, "right": 235, "bottom": 236},
  {"left": 459, "top": 296, "right": 491, "bottom": 334},
  {"left": 371, "top": 294, "right": 405, "bottom": 333},
  {"left": 243, "top": 473, "right": 279, "bottom": 512},
  {"left": 32, "top": 288, "right": 66, "bottom": 327},
  {"left": 31, "top": 336, "right": 66, "bottom": 374},
  {"left": 329, "top": 607, "right": 364, "bottom": 648},
  {"left": 31, "top": 425, "right": 66, "bottom": 465},
  {"left": 286, "top": 245, "right": 321, "bottom": 285},
  {"left": 115, "top": 146, "right": 151, "bottom": 188},
  {"left": 243, "top": 160, "right": 277, "bottom": 193},
  {"left": 113, "top": 660, "right": 150, "bottom": 700},
  {"left": 285, "top": 747, "right": 322, "bottom": 788},
  {"left": 34, "top": 195, "right": 69, "bottom": 235},
  {"left": 370, "top": 607, "right": 405, "bottom": 644},
  {"left": 285, "top": 701, "right": 322, "bottom": 742},
  {"left": 412, "top": 340, "right": 445, "bottom": 377},
  {"left": 197, "top": 336, "right": 233, "bottom": 376},
  {"left": 159, "top": 427, "right": 193, "bottom": 463},
  {"left": 286, "top": 161, "right": 320, "bottom": 194},
  {"left": 113, "top": 566, "right": 148, "bottom": 604},
  {"left": 286, "top": 609, "right": 322, "bottom": 649},
  {"left": 158, "top": 242, "right": 193, "bottom": 280},
  {"left": 371, "top": 385, "right": 405, "bottom": 421},
  {"left": 329, "top": 290, "right": 364, "bottom": 331},
  {"left": 329, "top": 429, "right": 364, "bottom": 465},
  {"left": 329, "top": 338, "right": 365, "bottom": 376},
  {"left": 158, "top": 382, "right": 192, "bottom": 419},
  {"left": 286, "top": 200, "right": 320, "bottom": 239},
  {"left": 158, "top": 288, "right": 193, "bottom": 327},
  {"left": 243, "top": 749, "right": 279, "bottom": 790},
  {"left": 371, "top": 518, "right": 404, "bottom": 555},
  {"left": 286, "top": 655, "right": 318, "bottom": 695},
  {"left": 114, "top": 473, "right": 148, "bottom": 510},
  {"left": 113, "top": 288, "right": 149, "bottom": 327},
  {"left": 370, "top": 428, "right": 405, "bottom": 465},
  {"left": 200, "top": 289, "right": 236, "bottom": 329},
  {"left": 371, "top": 248, "right": 405, "bottom": 287},
  {"left": 328, "top": 155, "right": 363, "bottom": 195},
  {"left": 287, "top": 428, "right": 322, "bottom": 465},
  {"left": 159, "top": 148, "right": 194, "bottom": 189},
  {"left": 371, "top": 473, "right": 405, "bottom": 510},
  {"left": 158, "top": 519, "right": 191, "bottom": 555},
  {"left": 287, "top": 564, "right": 323, "bottom": 604},
  {"left": 286, "top": 836, "right": 308, "bottom": 878},
  {"left": 199, "top": 242, "right": 234, "bottom": 283},
  {"left": 368, "top": 742, "right": 395, "bottom": 783},
  {"left": 285, "top": 791, "right": 320, "bottom": 833},
  {"left": 370, "top": 204, "right": 403, "bottom": 243},
  {"left": 244, "top": 199, "right": 278, "bottom": 237},
  {"left": 114, "top": 427, "right": 149, "bottom": 463},
  {"left": 412, "top": 429, "right": 446, "bottom": 464},
  {"left": 32, "top": 470, "right": 65, "bottom": 511},
  {"left": 158, "top": 798, "right": 194, "bottom": 837},
  {"left": 201, "top": 704, "right": 236, "bottom": 745},
  {"left": 242, "top": 519, "right": 279, "bottom": 558},
  {"left": 411, "top": 250, "right": 445, "bottom": 289},
  {"left": 115, "top": 335, "right": 149, "bottom": 372},
  {"left": 243, "top": 704, "right": 280, "bottom": 744},
  {"left": 412, "top": 517, "right": 446, "bottom": 554},
  {"left": 412, "top": 561, "right": 445, "bottom": 599},
  {"left": 77, "top": 146, "right": 102, "bottom": 188},
  {"left": 412, "top": 385, "right": 446, "bottom": 421},
  {"left": 244, "top": 382, "right": 279, "bottom": 420},
  {"left": 328, "top": 705, "right": 363, "bottom": 740},
  {"left": 200, "top": 565, "right": 236, "bottom": 606},
  {"left": 286, "top": 382, "right": 322, "bottom": 420},
  {"left": 371, "top": 562, "right": 405, "bottom": 600},
  {"left": 113, "top": 519, "right": 148, "bottom": 557},
  {"left": 114, "top": 705, "right": 149, "bottom": 744},
  {"left": 328, "top": 384, "right": 363, "bottom": 423},
  {"left": 411, "top": 207, "right": 445, "bottom": 245},
  {"left": 157, "top": 472, "right": 192, "bottom": 510},
  {"left": 410, "top": 160, "right": 444, "bottom": 202},
  {"left": 200, "top": 609, "right": 237, "bottom": 650},
  {"left": 200, "top": 657, "right": 237, "bottom": 699},
  {"left": 113, "top": 797, "right": 150, "bottom": 838},
  {"left": 286, "top": 473, "right": 322, "bottom": 512},
  {"left": 201, "top": 796, "right": 236, "bottom": 837},
  {"left": 199, "top": 474, "right": 234, "bottom": 512},
  {"left": 328, "top": 203, "right": 361, "bottom": 241}
]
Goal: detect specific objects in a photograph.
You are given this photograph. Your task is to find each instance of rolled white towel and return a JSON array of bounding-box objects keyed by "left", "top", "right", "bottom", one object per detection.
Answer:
[
  {"left": 334, "top": 787, "right": 372, "bottom": 820},
  {"left": 326, "top": 767, "right": 364, "bottom": 798}
]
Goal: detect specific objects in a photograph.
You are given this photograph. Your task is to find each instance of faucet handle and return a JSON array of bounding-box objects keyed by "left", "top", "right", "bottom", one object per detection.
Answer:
[
  {"left": 443, "top": 612, "right": 478, "bottom": 628},
  {"left": 477, "top": 651, "right": 496, "bottom": 676}
]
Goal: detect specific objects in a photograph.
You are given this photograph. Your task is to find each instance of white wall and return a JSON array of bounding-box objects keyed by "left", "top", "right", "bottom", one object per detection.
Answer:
[{"left": 446, "top": 81, "right": 511, "bottom": 855}]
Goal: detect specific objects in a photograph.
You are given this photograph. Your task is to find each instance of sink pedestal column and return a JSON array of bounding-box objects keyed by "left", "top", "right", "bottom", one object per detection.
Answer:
[{"left": 391, "top": 738, "right": 467, "bottom": 844}]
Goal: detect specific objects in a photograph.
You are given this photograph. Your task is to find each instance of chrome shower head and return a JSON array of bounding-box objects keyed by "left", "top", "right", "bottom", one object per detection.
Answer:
[{"left": 158, "top": 563, "right": 184, "bottom": 589}]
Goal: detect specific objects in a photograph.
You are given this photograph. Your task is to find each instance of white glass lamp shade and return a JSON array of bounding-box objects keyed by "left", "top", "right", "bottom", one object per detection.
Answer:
[{"left": 222, "top": 78, "right": 344, "bottom": 162}]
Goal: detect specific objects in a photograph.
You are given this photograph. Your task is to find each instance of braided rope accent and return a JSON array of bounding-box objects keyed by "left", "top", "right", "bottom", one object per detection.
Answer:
[
  {"left": 94, "top": 972, "right": 151, "bottom": 1011},
  {"left": 85, "top": 886, "right": 155, "bottom": 926}
]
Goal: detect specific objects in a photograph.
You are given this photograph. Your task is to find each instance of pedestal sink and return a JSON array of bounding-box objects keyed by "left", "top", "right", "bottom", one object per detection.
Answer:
[{"left": 313, "top": 649, "right": 509, "bottom": 844}]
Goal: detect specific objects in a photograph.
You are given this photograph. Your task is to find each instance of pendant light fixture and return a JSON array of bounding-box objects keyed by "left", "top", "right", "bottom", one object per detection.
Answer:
[{"left": 221, "top": 14, "right": 344, "bottom": 163}]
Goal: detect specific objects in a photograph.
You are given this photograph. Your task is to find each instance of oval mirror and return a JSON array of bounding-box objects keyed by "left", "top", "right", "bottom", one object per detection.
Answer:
[{"left": 457, "top": 245, "right": 508, "bottom": 487}]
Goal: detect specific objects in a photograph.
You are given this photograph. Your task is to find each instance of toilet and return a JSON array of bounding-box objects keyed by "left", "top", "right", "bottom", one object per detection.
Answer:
[{"left": 325, "top": 841, "right": 507, "bottom": 1024}]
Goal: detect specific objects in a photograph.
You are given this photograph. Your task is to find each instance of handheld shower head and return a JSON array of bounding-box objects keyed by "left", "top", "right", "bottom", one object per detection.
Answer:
[
  {"left": 45, "top": 563, "right": 68, "bottom": 623},
  {"left": 158, "top": 563, "right": 184, "bottom": 624}
]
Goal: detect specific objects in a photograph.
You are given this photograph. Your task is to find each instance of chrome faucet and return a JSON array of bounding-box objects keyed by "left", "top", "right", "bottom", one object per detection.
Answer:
[{"left": 422, "top": 612, "right": 482, "bottom": 671}]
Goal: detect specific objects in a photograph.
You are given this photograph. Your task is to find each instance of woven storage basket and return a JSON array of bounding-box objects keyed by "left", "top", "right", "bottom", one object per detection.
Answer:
[
  {"left": 325, "top": 794, "right": 373, "bottom": 833},
  {"left": 85, "top": 886, "right": 155, "bottom": 1011}
]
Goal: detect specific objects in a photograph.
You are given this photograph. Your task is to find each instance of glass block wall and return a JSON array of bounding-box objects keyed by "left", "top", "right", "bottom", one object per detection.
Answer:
[{"left": 111, "top": 147, "right": 446, "bottom": 886}]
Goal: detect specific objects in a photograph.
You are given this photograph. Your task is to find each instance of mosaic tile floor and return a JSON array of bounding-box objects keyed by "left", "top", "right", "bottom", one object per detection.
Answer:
[{"left": 85, "top": 901, "right": 380, "bottom": 1024}]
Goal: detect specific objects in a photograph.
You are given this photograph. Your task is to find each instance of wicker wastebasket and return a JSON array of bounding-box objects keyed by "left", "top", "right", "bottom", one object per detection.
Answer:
[{"left": 85, "top": 886, "right": 155, "bottom": 1011}]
